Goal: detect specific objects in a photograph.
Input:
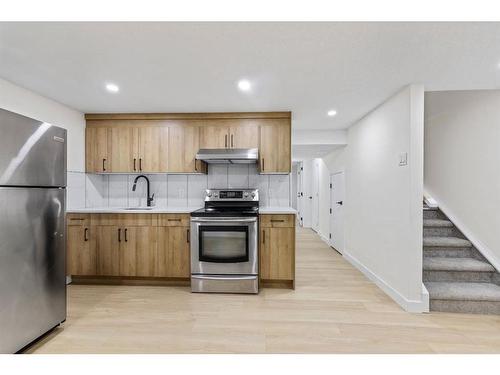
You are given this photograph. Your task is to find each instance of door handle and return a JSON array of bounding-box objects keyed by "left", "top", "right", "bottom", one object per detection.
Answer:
[
  {"left": 133, "top": 158, "right": 137, "bottom": 171},
  {"left": 118, "top": 228, "right": 121, "bottom": 242},
  {"left": 124, "top": 228, "right": 128, "bottom": 242},
  {"left": 139, "top": 158, "right": 142, "bottom": 171},
  {"left": 187, "top": 229, "right": 190, "bottom": 243},
  {"left": 225, "top": 134, "right": 228, "bottom": 148},
  {"left": 262, "top": 229, "right": 265, "bottom": 244},
  {"left": 270, "top": 219, "right": 285, "bottom": 223},
  {"left": 261, "top": 158, "right": 265, "bottom": 172},
  {"left": 102, "top": 158, "right": 106, "bottom": 171},
  {"left": 336, "top": 201, "right": 343, "bottom": 205},
  {"left": 231, "top": 134, "right": 234, "bottom": 148},
  {"left": 84, "top": 228, "right": 89, "bottom": 242}
]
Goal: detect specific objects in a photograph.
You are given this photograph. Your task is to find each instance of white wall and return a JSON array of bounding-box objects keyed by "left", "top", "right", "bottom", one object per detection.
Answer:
[
  {"left": 320, "top": 85, "right": 426, "bottom": 312},
  {"left": 425, "top": 90, "right": 500, "bottom": 270},
  {"left": 0, "top": 77, "right": 85, "bottom": 172}
]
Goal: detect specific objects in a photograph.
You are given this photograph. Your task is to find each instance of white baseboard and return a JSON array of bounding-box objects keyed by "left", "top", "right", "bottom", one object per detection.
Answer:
[
  {"left": 433, "top": 200, "right": 500, "bottom": 273},
  {"left": 343, "top": 250, "right": 429, "bottom": 313},
  {"left": 318, "top": 231, "right": 331, "bottom": 247}
]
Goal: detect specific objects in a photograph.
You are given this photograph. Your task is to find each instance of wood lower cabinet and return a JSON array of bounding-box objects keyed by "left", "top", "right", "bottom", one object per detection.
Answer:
[
  {"left": 259, "top": 214, "right": 295, "bottom": 288},
  {"left": 67, "top": 214, "right": 96, "bottom": 276},
  {"left": 68, "top": 213, "right": 190, "bottom": 283},
  {"left": 157, "top": 226, "right": 190, "bottom": 278}
]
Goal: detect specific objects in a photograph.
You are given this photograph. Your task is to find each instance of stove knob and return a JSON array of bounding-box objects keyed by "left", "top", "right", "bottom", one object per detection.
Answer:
[
  {"left": 243, "top": 192, "right": 249, "bottom": 198},
  {"left": 250, "top": 192, "right": 256, "bottom": 198},
  {"left": 206, "top": 192, "right": 212, "bottom": 197}
]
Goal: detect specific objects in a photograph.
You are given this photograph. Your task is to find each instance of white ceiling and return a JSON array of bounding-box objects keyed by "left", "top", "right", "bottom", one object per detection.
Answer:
[
  {"left": 292, "top": 144, "right": 342, "bottom": 160},
  {"left": 1, "top": 22, "right": 500, "bottom": 129}
]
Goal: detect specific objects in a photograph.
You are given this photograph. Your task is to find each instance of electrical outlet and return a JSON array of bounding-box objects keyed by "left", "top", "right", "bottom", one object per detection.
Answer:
[{"left": 399, "top": 152, "right": 408, "bottom": 166}]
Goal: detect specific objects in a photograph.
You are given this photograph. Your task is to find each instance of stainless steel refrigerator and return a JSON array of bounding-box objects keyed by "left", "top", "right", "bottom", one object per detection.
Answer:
[{"left": 0, "top": 108, "right": 67, "bottom": 353}]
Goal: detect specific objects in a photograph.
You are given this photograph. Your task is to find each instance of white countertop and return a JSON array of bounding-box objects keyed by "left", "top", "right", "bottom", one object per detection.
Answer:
[
  {"left": 258, "top": 207, "right": 297, "bottom": 214},
  {"left": 67, "top": 206, "right": 297, "bottom": 214},
  {"left": 67, "top": 207, "right": 202, "bottom": 214}
]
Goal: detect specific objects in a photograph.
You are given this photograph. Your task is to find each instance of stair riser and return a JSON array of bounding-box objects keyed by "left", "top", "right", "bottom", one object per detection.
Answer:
[
  {"left": 423, "top": 210, "right": 446, "bottom": 220},
  {"left": 423, "top": 227, "right": 459, "bottom": 237},
  {"left": 424, "top": 270, "right": 494, "bottom": 283},
  {"left": 424, "top": 248, "right": 473, "bottom": 258},
  {"left": 430, "top": 300, "right": 500, "bottom": 315}
]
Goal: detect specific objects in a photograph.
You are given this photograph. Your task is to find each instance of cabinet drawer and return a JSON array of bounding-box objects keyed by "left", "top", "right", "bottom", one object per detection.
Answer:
[
  {"left": 157, "top": 214, "right": 190, "bottom": 227},
  {"left": 260, "top": 214, "right": 295, "bottom": 228},
  {"left": 90, "top": 213, "right": 155, "bottom": 226},
  {"left": 67, "top": 213, "right": 90, "bottom": 227}
]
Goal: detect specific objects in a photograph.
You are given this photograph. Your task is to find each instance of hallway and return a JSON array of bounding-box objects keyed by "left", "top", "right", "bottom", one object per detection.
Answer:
[{"left": 27, "top": 227, "right": 500, "bottom": 353}]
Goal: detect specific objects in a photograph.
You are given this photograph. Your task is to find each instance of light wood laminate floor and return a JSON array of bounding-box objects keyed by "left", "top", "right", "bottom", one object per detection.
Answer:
[{"left": 27, "top": 227, "right": 500, "bottom": 353}]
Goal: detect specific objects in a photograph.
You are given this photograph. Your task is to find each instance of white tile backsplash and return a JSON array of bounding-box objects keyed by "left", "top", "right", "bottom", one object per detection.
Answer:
[
  {"left": 188, "top": 174, "right": 208, "bottom": 207},
  {"left": 67, "top": 171, "right": 86, "bottom": 209},
  {"left": 108, "top": 175, "right": 128, "bottom": 207},
  {"left": 167, "top": 175, "right": 188, "bottom": 207},
  {"left": 82, "top": 166, "right": 290, "bottom": 209},
  {"left": 228, "top": 164, "right": 249, "bottom": 188}
]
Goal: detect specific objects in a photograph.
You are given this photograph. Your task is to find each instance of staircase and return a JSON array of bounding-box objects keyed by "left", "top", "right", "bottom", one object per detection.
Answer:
[{"left": 423, "top": 205, "right": 500, "bottom": 314}]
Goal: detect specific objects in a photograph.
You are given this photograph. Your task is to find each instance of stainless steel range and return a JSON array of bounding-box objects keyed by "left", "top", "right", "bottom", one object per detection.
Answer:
[{"left": 190, "top": 189, "right": 259, "bottom": 294}]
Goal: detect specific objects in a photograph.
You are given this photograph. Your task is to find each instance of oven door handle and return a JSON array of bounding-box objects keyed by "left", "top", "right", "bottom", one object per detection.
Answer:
[
  {"left": 191, "top": 217, "right": 257, "bottom": 223},
  {"left": 191, "top": 275, "right": 257, "bottom": 281}
]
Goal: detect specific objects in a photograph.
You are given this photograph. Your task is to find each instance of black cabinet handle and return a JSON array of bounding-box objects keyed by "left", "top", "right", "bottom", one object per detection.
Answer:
[
  {"left": 139, "top": 158, "right": 142, "bottom": 171},
  {"left": 231, "top": 134, "right": 234, "bottom": 148},
  {"left": 118, "top": 228, "right": 121, "bottom": 242},
  {"left": 262, "top": 229, "right": 265, "bottom": 244},
  {"left": 336, "top": 201, "right": 343, "bottom": 205},
  {"left": 262, "top": 158, "right": 265, "bottom": 172},
  {"left": 271, "top": 219, "right": 285, "bottom": 223},
  {"left": 225, "top": 134, "right": 228, "bottom": 148},
  {"left": 84, "top": 228, "right": 89, "bottom": 242},
  {"left": 187, "top": 229, "right": 190, "bottom": 243},
  {"left": 133, "top": 158, "right": 136, "bottom": 171},
  {"left": 102, "top": 158, "right": 106, "bottom": 171},
  {"left": 124, "top": 228, "right": 128, "bottom": 242}
]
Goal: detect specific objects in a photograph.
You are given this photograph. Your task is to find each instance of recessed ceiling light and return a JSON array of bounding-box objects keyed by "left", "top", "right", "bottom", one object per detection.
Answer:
[
  {"left": 237, "top": 79, "right": 251, "bottom": 92},
  {"left": 327, "top": 110, "right": 337, "bottom": 117},
  {"left": 105, "top": 83, "right": 119, "bottom": 93}
]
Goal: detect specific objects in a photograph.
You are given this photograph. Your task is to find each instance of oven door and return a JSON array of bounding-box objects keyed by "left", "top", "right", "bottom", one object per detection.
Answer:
[{"left": 190, "top": 217, "right": 258, "bottom": 275}]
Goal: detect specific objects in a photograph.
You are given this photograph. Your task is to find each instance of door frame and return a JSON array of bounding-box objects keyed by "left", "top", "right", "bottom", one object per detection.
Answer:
[{"left": 329, "top": 170, "right": 345, "bottom": 254}]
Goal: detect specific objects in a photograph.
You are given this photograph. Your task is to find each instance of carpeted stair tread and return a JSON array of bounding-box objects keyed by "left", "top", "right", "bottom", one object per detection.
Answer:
[
  {"left": 423, "top": 219, "right": 453, "bottom": 228},
  {"left": 423, "top": 236, "right": 471, "bottom": 248},
  {"left": 426, "top": 282, "right": 500, "bottom": 302},
  {"left": 423, "top": 257, "right": 495, "bottom": 272}
]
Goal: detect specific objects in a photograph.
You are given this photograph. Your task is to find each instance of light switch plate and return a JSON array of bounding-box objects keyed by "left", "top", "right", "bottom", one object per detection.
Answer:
[{"left": 399, "top": 152, "right": 408, "bottom": 166}]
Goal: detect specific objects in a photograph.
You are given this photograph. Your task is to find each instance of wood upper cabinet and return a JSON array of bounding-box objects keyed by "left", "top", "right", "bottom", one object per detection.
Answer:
[
  {"left": 109, "top": 127, "right": 137, "bottom": 173},
  {"left": 229, "top": 121, "right": 260, "bottom": 149},
  {"left": 259, "top": 119, "right": 291, "bottom": 174},
  {"left": 259, "top": 214, "right": 295, "bottom": 287},
  {"left": 86, "top": 127, "right": 111, "bottom": 172},
  {"left": 157, "top": 225, "right": 190, "bottom": 278},
  {"left": 168, "top": 122, "right": 206, "bottom": 173},
  {"left": 199, "top": 125, "right": 230, "bottom": 149},
  {"left": 138, "top": 127, "right": 168, "bottom": 173},
  {"left": 67, "top": 214, "right": 95, "bottom": 276}
]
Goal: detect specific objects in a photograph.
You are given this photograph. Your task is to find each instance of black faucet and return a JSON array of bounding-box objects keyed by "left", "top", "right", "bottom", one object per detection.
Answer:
[{"left": 132, "top": 175, "right": 155, "bottom": 207}]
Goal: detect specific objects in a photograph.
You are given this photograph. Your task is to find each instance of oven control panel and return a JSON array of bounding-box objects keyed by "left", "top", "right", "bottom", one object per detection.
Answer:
[{"left": 205, "top": 189, "right": 258, "bottom": 202}]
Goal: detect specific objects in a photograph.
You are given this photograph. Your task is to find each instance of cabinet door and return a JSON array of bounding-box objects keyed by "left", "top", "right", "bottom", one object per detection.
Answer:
[
  {"left": 134, "top": 226, "right": 158, "bottom": 277},
  {"left": 199, "top": 125, "right": 230, "bottom": 149},
  {"left": 67, "top": 225, "right": 95, "bottom": 276},
  {"left": 157, "top": 226, "right": 190, "bottom": 278},
  {"left": 260, "top": 227, "right": 294, "bottom": 280},
  {"left": 94, "top": 225, "right": 120, "bottom": 276},
  {"left": 138, "top": 127, "right": 168, "bottom": 173},
  {"left": 168, "top": 124, "right": 206, "bottom": 173},
  {"left": 86, "top": 127, "right": 111, "bottom": 172},
  {"left": 259, "top": 120, "right": 291, "bottom": 173},
  {"left": 230, "top": 122, "right": 260, "bottom": 149},
  {"left": 108, "top": 127, "right": 137, "bottom": 173}
]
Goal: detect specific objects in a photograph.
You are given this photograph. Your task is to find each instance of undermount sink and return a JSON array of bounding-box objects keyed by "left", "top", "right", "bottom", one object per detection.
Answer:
[{"left": 123, "top": 207, "right": 154, "bottom": 211}]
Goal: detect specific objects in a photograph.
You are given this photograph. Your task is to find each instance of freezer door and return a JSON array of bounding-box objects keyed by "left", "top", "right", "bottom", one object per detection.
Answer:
[
  {"left": 0, "top": 187, "right": 66, "bottom": 353},
  {"left": 0, "top": 108, "right": 66, "bottom": 187}
]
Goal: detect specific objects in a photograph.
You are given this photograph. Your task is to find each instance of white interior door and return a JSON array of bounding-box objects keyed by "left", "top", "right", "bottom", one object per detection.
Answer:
[
  {"left": 311, "top": 160, "right": 320, "bottom": 231},
  {"left": 330, "top": 171, "right": 345, "bottom": 253},
  {"left": 296, "top": 162, "right": 303, "bottom": 227}
]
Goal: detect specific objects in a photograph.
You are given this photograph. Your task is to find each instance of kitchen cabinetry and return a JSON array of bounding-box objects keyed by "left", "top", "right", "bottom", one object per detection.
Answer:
[
  {"left": 157, "top": 224, "right": 190, "bottom": 278},
  {"left": 259, "top": 214, "right": 295, "bottom": 288},
  {"left": 67, "top": 214, "right": 95, "bottom": 276},
  {"left": 85, "top": 112, "right": 291, "bottom": 174},
  {"left": 260, "top": 119, "right": 291, "bottom": 174}
]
